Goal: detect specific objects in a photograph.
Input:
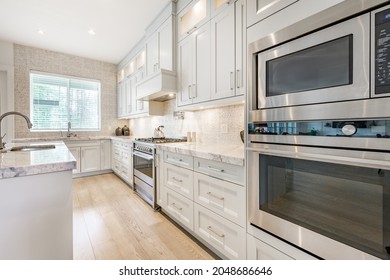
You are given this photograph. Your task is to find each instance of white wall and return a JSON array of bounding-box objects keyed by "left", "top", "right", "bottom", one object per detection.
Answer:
[{"left": 0, "top": 40, "right": 15, "bottom": 143}]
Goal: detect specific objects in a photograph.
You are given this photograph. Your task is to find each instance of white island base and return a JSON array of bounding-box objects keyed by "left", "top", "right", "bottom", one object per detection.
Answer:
[{"left": 0, "top": 170, "right": 73, "bottom": 259}]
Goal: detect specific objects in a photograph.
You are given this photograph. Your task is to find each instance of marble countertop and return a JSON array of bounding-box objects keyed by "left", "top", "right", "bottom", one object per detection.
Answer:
[
  {"left": 12, "top": 136, "right": 113, "bottom": 143},
  {"left": 0, "top": 142, "right": 76, "bottom": 179},
  {"left": 156, "top": 142, "right": 245, "bottom": 166}
]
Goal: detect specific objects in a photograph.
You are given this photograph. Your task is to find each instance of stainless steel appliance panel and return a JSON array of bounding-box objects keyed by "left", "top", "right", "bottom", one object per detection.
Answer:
[
  {"left": 247, "top": 145, "right": 389, "bottom": 259},
  {"left": 257, "top": 13, "right": 370, "bottom": 109}
]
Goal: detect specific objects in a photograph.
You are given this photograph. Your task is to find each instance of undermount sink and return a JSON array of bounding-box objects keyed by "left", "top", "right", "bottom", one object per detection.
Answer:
[{"left": 10, "top": 144, "right": 56, "bottom": 152}]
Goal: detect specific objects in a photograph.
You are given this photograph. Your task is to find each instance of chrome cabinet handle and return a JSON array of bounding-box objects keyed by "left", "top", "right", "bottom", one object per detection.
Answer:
[
  {"left": 207, "top": 192, "right": 224, "bottom": 200},
  {"left": 171, "top": 203, "right": 182, "bottom": 211},
  {"left": 207, "top": 226, "right": 225, "bottom": 238},
  {"left": 171, "top": 177, "right": 183, "bottom": 183},
  {"left": 186, "top": 26, "right": 197, "bottom": 35},
  {"left": 207, "top": 166, "right": 224, "bottom": 172},
  {"left": 236, "top": 69, "right": 241, "bottom": 89},
  {"left": 188, "top": 85, "right": 192, "bottom": 99},
  {"left": 192, "top": 84, "right": 197, "bottom": 98},
  {"left": 230, "top": 72, "right": 234, "bottom": 90}
]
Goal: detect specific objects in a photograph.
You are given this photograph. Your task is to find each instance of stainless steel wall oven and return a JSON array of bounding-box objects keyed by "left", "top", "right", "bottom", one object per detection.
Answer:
[{"left": 247, "top": 0, "right": 390, "bottom": 260}]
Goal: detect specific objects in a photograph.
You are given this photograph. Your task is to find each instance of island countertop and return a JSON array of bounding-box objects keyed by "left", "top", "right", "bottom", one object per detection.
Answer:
[
  {"left": 0, "top": 142, "right": 76, "bottom": 179},
  {"left": 156, "top": 142, "right": 245, "bottom": 166}
]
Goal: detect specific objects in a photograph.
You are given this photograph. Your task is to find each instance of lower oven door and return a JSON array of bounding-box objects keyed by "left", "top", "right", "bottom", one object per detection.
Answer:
[{"left": 248, "top": 144, "right": 390, "bottom": 260}]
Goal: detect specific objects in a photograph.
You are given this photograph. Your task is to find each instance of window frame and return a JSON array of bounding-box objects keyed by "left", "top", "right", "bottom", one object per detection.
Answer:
[{"left": 29, "top": 70, "right": 102, "bottom": 132}]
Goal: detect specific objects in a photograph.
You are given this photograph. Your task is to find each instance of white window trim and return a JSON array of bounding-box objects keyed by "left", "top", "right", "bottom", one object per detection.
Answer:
[{"left": 29, "top": 70, "right": 101, "bottom": 132}]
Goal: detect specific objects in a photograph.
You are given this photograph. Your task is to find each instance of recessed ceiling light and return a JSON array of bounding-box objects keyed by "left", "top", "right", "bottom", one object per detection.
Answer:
[
  {"left": 88, "top": 29, "right": 96, "bottom": 35},
  {"left": 37, "top": 29, "right": 44, "bottom": 35}
]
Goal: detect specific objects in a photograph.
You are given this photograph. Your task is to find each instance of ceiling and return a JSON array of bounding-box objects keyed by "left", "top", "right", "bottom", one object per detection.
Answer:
[{"left": 0, "top": 0, "right": 172, "bottom": 64}]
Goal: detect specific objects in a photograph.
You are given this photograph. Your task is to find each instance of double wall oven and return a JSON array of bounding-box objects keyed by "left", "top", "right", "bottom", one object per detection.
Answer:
[
  {"left": 133, "top": 138, "right": 186, "bottom": 210},
  {"left": 247, "top": 0, "right": 390, "bottom": 259}
]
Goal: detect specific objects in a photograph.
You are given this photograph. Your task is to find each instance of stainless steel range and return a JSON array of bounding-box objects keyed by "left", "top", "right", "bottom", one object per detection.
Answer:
[{"left": 133, "top": 137, "right": 186, "bottom": 209}]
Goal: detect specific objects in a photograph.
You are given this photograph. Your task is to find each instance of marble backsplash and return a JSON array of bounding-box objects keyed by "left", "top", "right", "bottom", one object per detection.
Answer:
[
  {"left": 13, "top": 44, "right": 127, "bottom": 139},
  {"left": 129, "top": 100, "right": 245, "bottom": 146}
]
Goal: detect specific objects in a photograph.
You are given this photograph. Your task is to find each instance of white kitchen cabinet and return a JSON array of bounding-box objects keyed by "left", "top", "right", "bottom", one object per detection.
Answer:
[
  {"left": 177, "top": 0, "right": 210, "bottom": 42},
  {"left": 194, "top": 203, "right": 246, "bottom": 259},
  {"left": 194, "top": 171, "right": 246, "bottom": 227},
  {"left": 158, "top": 148, "right": 246, "bottom": 259},
  {"left": 146, "top": 16, "right": 174, "bottom": 78},
  {"left": 65, "top": 140, "right": 109, "bottom": 177},
  {"left": 247, "top": 0, "right": 298, "bottom": 27},
  {"left": 211, "top": 0, "right": 246, "bottom": 100},
  {"left": 68, "top": 147, "right": 81, "bottom": 174},
  {"left": 210, "top": 4, "right": 235, "bottom": 100},
  {"left": 80, "top": 145, "right": 101, "bottom": 173},
  {"left": 124, "top": 77, "right": 132, "bottom": 116},
  {"left": 100, "top": 139, "right": 111, "bottom": 170},
  {"left": 177, "top": 22, "right": 211, "bottom": 107},
  {"left": 111, "top": 139, "right": 133, "bottom": 186},
  {"left": 211, "top": 0, "right": 233, "bottom": 17},
  {"left": 117, "top": 81, "right": 126, "bottom": 118},
  {"left": 162, "top": 186, "right": 194, "bottom": 231},
  {"left": 163, "top": 162, "right": 194, "bottom": 199}
]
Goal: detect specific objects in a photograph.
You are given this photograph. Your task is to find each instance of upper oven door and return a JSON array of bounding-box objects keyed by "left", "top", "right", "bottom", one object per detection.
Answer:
[{"left": 257, "top": 13, "right": 370, "bottom": 109}]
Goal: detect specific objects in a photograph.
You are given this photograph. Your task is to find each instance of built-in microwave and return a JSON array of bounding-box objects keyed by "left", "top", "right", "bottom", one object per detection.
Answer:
[{"left": 253, "top": 2, "right": 390, "bottom": 109}]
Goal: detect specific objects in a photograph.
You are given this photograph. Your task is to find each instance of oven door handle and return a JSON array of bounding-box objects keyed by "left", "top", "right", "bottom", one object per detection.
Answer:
[{"left": 133, "top": 151, "right": 154, "bottom": 161}]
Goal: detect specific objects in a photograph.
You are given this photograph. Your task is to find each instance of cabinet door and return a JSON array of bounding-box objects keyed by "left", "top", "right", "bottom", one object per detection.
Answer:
[
  {"left": 192, "top": 22, "right": 211, "bottom": 104},
  {"left": 159, "top": 16, "right": 174, "bottom": 71},
  {"left": 235, "top": 0, "right": 246, "bottom": 96},
  {"left": 124, "top": 77, "right": 132, "bottom": 115},
  {"left": 100, "top": 140, "right": 111, "bottom": 170},
  {"left": 211, "top": 5, "right": 235, "bottom": 100},
  {"left": 247, "top": 0, "right": 298, "bottom": 27},
  {"left": 146, "top": 32, "right": 159, "bottom": 77},
  {"left": 80, "top": 146, "right": 101, "bottom": 173},
  {"left": 68, "top": 147, "right": 81, "bottom": 174},
  {"left": 117, "top": 82, "right": 125, "bottom": 118},
  {"left": 177, "top": 35, "right": 193, "bottom": 106}
]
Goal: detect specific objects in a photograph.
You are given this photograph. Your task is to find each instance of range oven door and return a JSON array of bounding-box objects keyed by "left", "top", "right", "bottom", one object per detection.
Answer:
[
  {"left": 133, "top": 150, "right": 155, "bottom": 207},
  {"left": 256, "top": 12, "right": 370, "bottom": 109},
  {"left": 248, "top": 144, "right": 390, "bottom": 260}
]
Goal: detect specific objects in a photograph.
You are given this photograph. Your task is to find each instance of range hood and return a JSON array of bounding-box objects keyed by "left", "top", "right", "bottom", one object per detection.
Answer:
[{"left": 136, "top": 69, "right": 177, "bottom": 102}]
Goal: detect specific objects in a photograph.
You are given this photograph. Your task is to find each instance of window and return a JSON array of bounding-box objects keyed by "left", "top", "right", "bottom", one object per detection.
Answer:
[{"left": 30, "top": 71, "right": 101, "bottom": 131}]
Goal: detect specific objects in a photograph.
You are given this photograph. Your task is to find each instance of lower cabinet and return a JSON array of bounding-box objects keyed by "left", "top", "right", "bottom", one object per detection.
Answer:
[
  {"left": 65, "top": 140, "right": 106, "bottom": 176},
  {"left": 111, "top": 139, "right": 133, "bottom": 186},
  {"left": 158, "top": 148, "right": 246, "bottom": 259}
]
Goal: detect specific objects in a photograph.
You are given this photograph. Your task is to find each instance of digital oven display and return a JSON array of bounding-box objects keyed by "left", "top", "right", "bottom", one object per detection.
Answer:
[{"left": 374, "top": 8, "right": 390, "bottom": 94}]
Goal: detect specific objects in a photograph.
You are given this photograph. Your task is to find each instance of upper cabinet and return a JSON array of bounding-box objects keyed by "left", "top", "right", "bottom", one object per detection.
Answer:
[
  {"left": 247, "top": 0, "right": 298, "bottom": 27},
  {"left": 178, "top": 0, "right": 210, "bottom": 42},
  {"left": 177, "top": 0, "right": 246, "bottom": 110},
  {"left": 145, "top": 16, "right": 175, "bottom": 78}
]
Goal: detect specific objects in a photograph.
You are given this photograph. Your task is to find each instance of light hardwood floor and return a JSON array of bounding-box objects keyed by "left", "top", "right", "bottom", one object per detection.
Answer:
[{"left": 72, "top": 173, "right": 216, "bottom": 260}]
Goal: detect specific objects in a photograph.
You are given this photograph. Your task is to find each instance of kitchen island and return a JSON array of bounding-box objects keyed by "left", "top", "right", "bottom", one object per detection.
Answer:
[{"left": 0, "top": 142, "right": 76, "bottom": 259}]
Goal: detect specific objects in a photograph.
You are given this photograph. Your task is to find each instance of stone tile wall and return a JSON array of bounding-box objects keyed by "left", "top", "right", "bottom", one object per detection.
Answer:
[
  {"left": 13, "top": 44, "right": 127, "bottom": 138},
  {"left": 129, "top": 100, "right": 245, "bottom": 146}
]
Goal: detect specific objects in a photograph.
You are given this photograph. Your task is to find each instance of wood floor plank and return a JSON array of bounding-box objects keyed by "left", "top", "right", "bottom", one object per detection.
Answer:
[{"left": 72, "top": 173, "right": 216, "bottom": 260}]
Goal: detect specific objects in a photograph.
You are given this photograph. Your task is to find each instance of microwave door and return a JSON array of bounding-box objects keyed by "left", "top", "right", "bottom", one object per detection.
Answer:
[{"left": 257, "top": 13, "right": 370, "bottom": 109}]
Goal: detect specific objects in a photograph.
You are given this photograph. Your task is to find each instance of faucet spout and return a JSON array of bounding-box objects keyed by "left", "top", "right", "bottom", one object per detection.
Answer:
[{"left": 0, "top": 111, "right": 33, "bottom": 150}]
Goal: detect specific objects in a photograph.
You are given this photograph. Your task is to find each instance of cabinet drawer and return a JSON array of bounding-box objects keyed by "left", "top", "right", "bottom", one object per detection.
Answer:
[
  {"left": 164, "top": 151, "right": 193, "bottom": 169},
  {"left": 194, "top": 204, "right": 246, "bottom": 259},
  {"left": 194, "top": 172, "right": 245, "bottom": 227},
  {"left": 194, "top": 158, "right": 244, "bottom": 185},
  {"left": 162, "top": 187, "right": 194, "bottom": 231},
  {"left": 163, "top": 163, "right": 194, "bottom": 199},
  {"left": 112, "top": 159, "right": 121, "bottom": 174},
  {"left": 112, "top": 146, "right": 121, "bottom": 160}
]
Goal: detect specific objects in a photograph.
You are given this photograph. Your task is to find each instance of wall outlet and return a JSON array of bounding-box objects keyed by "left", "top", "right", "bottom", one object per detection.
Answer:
[{"left": 221, "top": 124, "right": 228, "bottom": 134}]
